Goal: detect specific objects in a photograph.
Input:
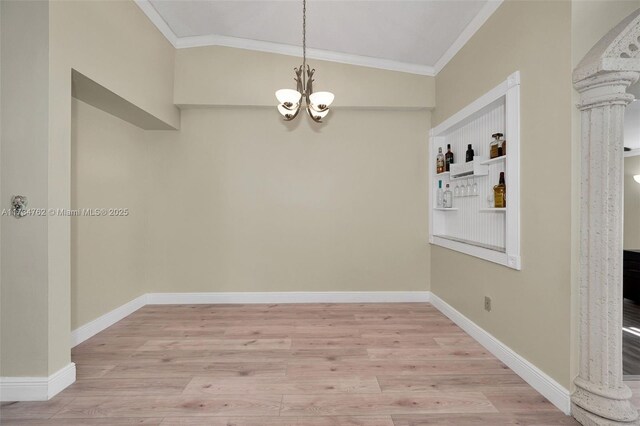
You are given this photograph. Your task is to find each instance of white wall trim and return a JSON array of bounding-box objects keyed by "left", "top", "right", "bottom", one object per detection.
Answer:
[
  {"left": 0, "top": 363, "right": 76, "bottom": 402},
  {"left": 146, "top": 291, "right": 431, "bottom": 305},
  {"left": 429, "top": 293, "right": 571, "bottom": 415},
  {"left": 70, "top": 294, "right": 148, "bottom": 347},
  {"left": 433, "top": 0, "right": 503, "bottom": 74},
  {"left": 133, "top": 0, "right": 503, "bottom": 77}
]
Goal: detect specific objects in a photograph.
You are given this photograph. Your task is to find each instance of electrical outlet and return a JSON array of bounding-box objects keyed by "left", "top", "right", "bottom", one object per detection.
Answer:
[{"left": 484, "top": 296, "right": 492, "bottom": 312}]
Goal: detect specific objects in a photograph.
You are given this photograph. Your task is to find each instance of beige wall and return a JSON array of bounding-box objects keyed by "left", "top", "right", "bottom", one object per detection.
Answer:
[
  {"left": 1, "top": 0, "right": 50, "bottom": 377},
  {"left": 432, "top": 0, "right": 573, "bottom": 388},
  {"left": 44, "top": 0, "right": 180, "bottom": 374},
  {"left": 0, "top": 0, "right": 181, "bottom": 377},
  {"left": 71, "top": 98, "right": 151, "bottom": 329},
  {"left": 146, "top": 108, "right": 430, "bottom": 293},
  {"left": 625, "top": 155, "right": 640, "bottom": 250},
  {"left": 175, "top": 46, "right": 435, "bottom": 109}
]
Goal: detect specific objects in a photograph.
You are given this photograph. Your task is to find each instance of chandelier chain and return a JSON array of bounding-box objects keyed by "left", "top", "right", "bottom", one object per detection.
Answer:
[{"left": 302, "top": 0, "right": 306, "bottom": 77}]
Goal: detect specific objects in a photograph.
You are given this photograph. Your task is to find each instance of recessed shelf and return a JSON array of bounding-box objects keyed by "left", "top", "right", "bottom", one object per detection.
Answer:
[
  {"left": 479, "top": 208, "right": 506, "bottom": 212},
  {"left": 428, "top": 71, "right": 520, "bottom": 270},
  {"left": 434, "top": 208, "right": 459, "bottom": 211},
  {"left": 433, "top": 235, "right": 506, "bottom": 253},
  {"left": 479, "top": 155, "right": 506, "bottom": 166}
]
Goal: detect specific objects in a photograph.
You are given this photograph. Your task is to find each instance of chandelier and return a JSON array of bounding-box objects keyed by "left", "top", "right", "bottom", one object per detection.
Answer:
[{"left": 275, "top": 0, "right": 334, "bottom": 122}]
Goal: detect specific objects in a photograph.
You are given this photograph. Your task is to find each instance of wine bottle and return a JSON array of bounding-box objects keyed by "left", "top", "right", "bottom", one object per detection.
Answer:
[
  {"left": 466, "top": 144, "right": 474, "bottom": 162},
  {"left": 445, "top": 144, "right": 454, "bottom": 172},
  {"left": 493, "top": 172, "right": 506, "bottom": 208},
  {"left": 436, "top": 147, "right": 445, "bottom": 174},
  {"left": 443, "top": 184, "right": 452, "bottom": 208}
]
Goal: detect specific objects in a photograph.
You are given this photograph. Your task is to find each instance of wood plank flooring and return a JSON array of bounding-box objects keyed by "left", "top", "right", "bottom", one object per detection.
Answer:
[{"left": 0, "top": 303, "right": 577, "bottom": 425}]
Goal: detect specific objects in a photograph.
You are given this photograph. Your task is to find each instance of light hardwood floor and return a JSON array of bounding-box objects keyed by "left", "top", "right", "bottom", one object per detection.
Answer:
[{"left": 0, "top": 303, "right": 578, "bottom": 425}]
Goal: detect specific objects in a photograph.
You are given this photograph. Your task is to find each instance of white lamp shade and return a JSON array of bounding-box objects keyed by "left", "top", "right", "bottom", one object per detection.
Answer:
[
  {"left": 276, "top": 89, "right": 302, "bottom": 106},
  {"left": 278, "top": 103, "right": 298, "bottom": 118},
  {"left": 634, "top": 175, "right": 640, "bottom": 184},
  {"left": 309, "top": 107, "right": 329, "bottom": 120},
  {"left": 309, "top": 91, "right": 335, "bottom": 109}
]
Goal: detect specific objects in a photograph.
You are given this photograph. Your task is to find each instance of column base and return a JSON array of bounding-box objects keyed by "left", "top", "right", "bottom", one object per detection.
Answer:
[
  {"left": 573, "top": 403, "right": 640, "bottom": 426},
  {"left": 572, "top": 379, "right": 638, "bottom": 425}
]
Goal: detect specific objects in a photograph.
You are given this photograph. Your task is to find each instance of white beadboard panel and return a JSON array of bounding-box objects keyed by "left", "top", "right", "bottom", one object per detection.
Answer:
[
  {"left": 429, "top": 71, "right": 521, "bottom": 270},
  {"left": 433, "top": 99, "right": 506, "bottom": 250}
]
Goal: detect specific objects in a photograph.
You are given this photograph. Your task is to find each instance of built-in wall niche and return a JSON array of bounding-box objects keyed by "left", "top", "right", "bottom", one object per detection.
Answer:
[{"left": 429, "top": 71, "right": 521, "bottom": 270}]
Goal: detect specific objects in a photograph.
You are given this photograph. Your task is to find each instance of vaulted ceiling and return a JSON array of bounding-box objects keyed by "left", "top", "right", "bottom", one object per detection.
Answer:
[{"left": 137, "top": 0, "right": 503, "bottom": 75}]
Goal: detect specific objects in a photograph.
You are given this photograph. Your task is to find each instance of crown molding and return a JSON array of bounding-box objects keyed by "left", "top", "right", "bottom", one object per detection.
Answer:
[
  {"left": 135, "top": 0, "right": 503, "bottom": 77},
  {"left": 175, "top": 33, "right": 436, "bottom": 76},
  {"left": 433, "top": 0, "right": 503, "bottom": 74},
  {"left": 134, "top": 0, "right": 178, "bottom": 46}
]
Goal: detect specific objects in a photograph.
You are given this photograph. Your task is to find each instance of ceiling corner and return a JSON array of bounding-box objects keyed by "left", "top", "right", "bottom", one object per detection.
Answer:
[
  {"left": 134, "top": 0, "right": 179, "bottom": 48},
  {"left": 433, "top": 0, "right": 504, "bottom": 74}
]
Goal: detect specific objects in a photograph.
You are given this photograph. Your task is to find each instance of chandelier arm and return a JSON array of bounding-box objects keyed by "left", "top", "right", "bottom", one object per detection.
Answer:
[
  {"left": 284, "top": 106, "right": 301, "bottom": 121},
  {"left": 306, "top": 106, "right": 323, "bottom": 123}
]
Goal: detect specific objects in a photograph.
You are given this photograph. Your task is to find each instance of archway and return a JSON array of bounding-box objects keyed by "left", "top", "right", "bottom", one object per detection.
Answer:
[{"left": 572, "top": 9, "right": 640, "bottom": 425}]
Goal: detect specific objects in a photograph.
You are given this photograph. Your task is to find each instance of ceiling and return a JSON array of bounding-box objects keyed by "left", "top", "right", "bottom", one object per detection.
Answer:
[{"left": 139, "top": 0, "right": 502, "bottom": 75}]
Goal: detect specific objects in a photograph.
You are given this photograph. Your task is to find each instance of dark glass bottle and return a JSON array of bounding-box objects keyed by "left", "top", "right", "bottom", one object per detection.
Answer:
[
  {"left": 445, "top": 144, "right": 454, "bottom": 172},
  {"left": 466, "top": 144, "right": 474, "bottom": 162}
]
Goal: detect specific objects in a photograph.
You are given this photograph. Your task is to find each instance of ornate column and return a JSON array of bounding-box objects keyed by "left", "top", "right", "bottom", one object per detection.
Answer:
[
  {"left": 571, "top": 9, "right": 640, "bottom": 426},
  {"left": 572, "top": 71, "right": 638, "bottom": 426}
]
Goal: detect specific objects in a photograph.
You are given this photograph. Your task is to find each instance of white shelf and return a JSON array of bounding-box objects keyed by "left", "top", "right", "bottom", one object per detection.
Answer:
[
  {"left": 434, "top": 208, "right": 459, "bottom": 211},
  {"left": 449, "top": 156, "right": 489, "bottom": 179},
  {"left": 479, "top": 208, "right": 506, "bottom": 213},
  {"left": 479, "top": 155, "right": 506, "bottom": 166},
  {"left": 435, "top": 172, "right": 450, "bottom": 177}
]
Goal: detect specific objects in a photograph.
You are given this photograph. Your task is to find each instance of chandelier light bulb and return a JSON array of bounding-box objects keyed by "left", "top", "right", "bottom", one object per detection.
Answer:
[
  {"left": 309, "top": 91, "right": 335, "bottom": 111},
  {"left": 308, "top": 107, "right": 329, "bottom": 121},
  {"left": 278, "top": 104, "right": 298, "bottom": 119},
  {"left": 275, "top": 89, "right": 302, "bottom": 108}
]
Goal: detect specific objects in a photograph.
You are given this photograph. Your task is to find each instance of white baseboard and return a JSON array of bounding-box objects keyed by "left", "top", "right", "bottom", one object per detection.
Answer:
[
  {"left": 71, "top": 294, "right": 148, "bottom": 347},
  {"left": 146, "top": 291, "right": 431, "bottom": 305},
  {"left": 428, "top": 293, "right": 571, "bottom": 415},
  {"left": 0, "top": 362, "right": 76, "bottom": 402}
]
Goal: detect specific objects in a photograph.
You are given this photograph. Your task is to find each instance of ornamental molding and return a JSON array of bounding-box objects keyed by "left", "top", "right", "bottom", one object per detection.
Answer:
[{"left": 574, "top": 8, "right": 640, "bottom": 84}]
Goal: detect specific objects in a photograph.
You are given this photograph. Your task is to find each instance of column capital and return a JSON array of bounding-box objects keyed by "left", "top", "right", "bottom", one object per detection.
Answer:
[{"left": 574, "top": 71, "right": 638, "bottom": 111}]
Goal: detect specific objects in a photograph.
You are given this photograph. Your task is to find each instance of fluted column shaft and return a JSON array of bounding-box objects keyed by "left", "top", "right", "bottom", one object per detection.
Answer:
[{"left": 572, "top": 71, "right": 640, "bottom": 426}]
